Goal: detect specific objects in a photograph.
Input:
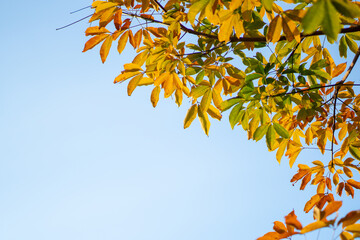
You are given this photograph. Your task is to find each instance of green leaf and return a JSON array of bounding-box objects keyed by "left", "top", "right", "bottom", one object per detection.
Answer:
[
  {"left": 349, "top": 145, "right": 360, "bottom": 160},
  {"left": 195, "top": 70, "right": 205, "bottom": 84},
  {"left": 229, "top": 104, "right": 244, "bottom": 129},
  {"left": 322, "top": 0, "right": 340, "bottom": 41},
  {"left": 245, "top": 73, "right": 263, "bottom": 82},
  {"left": 345, "top": 35, "right": 359, "bottom": 54},
  {"left": 313, "top": 70, "right": 332, "bottom": 80},
  {"left": 253, "top": 124, "right": 269, "bottom": 141},
  {"left": 266, "top": 124, "right": 276, "bottom": 150},
  {"left": 186, "top": 67, "right": 201, "bottom": 75},
  {"left": 331, "top": 0, "right": 360, "bottom": 18},
  {"left": 302, "top": 0, "right": 325, "bottom": 34},
  {"left": 310, "top": 59, "right": 328, "bottom": 70},
  {"left": 220, "top": 98, "right": 243, "bottom": 112},
  {"left": 347, "top": 32, "right": 360, "bottom": 40},
  {"left": 273, "top": 122, "right": 290, "bottom": 139},
  {"left": 190, "top": 85, "right": 210, "bottom": 98},
  {"left": 339, "top": 35, "right": 348, "bottom": 58}
]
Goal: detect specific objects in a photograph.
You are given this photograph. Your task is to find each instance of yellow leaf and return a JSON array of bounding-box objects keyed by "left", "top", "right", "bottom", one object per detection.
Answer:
[
  {"left": 241, "top": 0, "right": 254, "bottom": 22},
  {"left": 188, "top": 0, "right": 209, "bottom": 24},
  {"left": 172, "top": 72, "right": 183, "bottom": 89},
  {"left": 276, "top": 139, "right": 287, "bottom": 163},
  {"left": 200, "top": 89, "right": 212, "bottom": 113},
  {"left": 212, "top": 89, "right": 223, "bottom": 109},
  {"left": 83, "top": 34, "right": 108, "bottom": 52},
  {"left": 345, "top": 224, "right": 360, "bottom": 233},
  {"left": 114, "top": 72, "right": 141, "bottom": 83},
  {"left": 301, "top": 221, "right": 329, "bottom": 234},
  {"left": 85, "top": 26, "right": 110, "bottom": 36},
  {"left": 219, "top": 14, "right": 235, "bottom": 42},
  {"left": 151, "top": 86, "right": 161, "bottom": 107},
  {"left": 134, "top": 29, "right": 143, "bottom": 48},
  {"left": 282, "top": 15, "right": 300, "bottom": 42},
  {"left": 127, "top": 74, "right": 143, "bottom": 96},
  {"left": 117, "top": 31, "right": 129, "bottom": 54},
  {"left": 175, "top": 88, "right": 183, "bottom": 107},
  {"left": 124, "top": 63, "right": 143, "bottom": 72},
  {"left": 100, "top": 35, "right": 113, "bottom": 63},
  {"left": 207, "top": 105, "right": 222, "bottom": 120},
  {"left": 99, "top": 7, "right": 116, "bottom": 28},
  {"left": 138, "top": 77, "right": 153, "bottom": 86},
  {"left": 267, "top": 15, "right": 282, "bottom": 43},
  {"left": 95, "top": 2, "right": 119, "bottom": 13},
  {"left": 340, "top": 231, "right": 353, "bottom": 240},
  {"left": 154, "top": 72, "right": 170, "bottom": 86},
  {"left": 184, "top": 104, "right": 198, "bottom": 129},
  {"left": 163, "top": 75, "right": 176, "bottom": 98},
  {"left": 198, "top": 108, "right": 211, "bottom": 135}
]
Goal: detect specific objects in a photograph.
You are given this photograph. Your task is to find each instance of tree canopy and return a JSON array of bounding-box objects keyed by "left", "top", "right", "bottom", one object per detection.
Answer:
[{"left": 81, "top": 0, "right": 360, "bottom": 238}]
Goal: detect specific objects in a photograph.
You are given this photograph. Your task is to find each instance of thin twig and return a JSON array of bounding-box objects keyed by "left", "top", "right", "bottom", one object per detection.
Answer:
[
  {"left": 70, "top": 6, "right": 91, "bottom": 14},
  {"left": 56, "top": 14, "right": 92, "bottom": 30},
  {"left": 330, "top": 45, "right": 360, "bottom": 167}
]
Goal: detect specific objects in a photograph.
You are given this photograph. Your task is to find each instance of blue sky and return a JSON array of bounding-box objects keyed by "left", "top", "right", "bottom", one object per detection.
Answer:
[{"left": 0, "top": 1, "right": 359, "bottom": 240}]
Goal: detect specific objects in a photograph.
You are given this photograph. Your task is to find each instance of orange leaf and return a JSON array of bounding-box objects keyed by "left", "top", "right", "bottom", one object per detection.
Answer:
[
  {"left": 322, "top": 201, "right": 342, "bottom": 220},
  {"left": 140, "top": 14, "right": 154, "bottom": 20},
  {"left": 300, "top": 173, "right": 311, "bottom": 190},
  {"left": 285, "top": 210, "right": 302, "bottom": 230},
  {"left": 83, "top": 34, "right": 108, "bottom": 52},
  {"left": 273, "top": 221, "right": 287, "bottom": 234},
  {"left": 304, "top": 194, "right": 321, "bottom": 213},
  {"left": 339, "top": 210, "right": 360, "bottom": 227},
  {"left": 347, "top": 179, "right": 360, "bottom": 189},
  {"left": 301, "top": 221, "right": 330, "bottom": 234},
  {"left": 337, "top": 182, "right": 345, "bottom": 197},
  {"left": 332, "top": 63, "right": 347, "bottom": 78},
  {"left": 291, "top": 169, "right": 310, "bottom": 182},
  {"left": 100, "top": 36, "right": 113, "bottom": 63},
  {"left": 344, "top": 183, "right": 354, "bottom": 198},
  {"left": 114, "top": 9, "right": 123, "bottom": 30},
  {"left": 317, "top": 180, "right": 326, "bottom": 194}
]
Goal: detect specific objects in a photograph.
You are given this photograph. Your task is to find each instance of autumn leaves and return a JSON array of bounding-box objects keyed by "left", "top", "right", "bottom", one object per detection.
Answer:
[{"left": 82, "top": 1, "right": 360, "bottom": 238}]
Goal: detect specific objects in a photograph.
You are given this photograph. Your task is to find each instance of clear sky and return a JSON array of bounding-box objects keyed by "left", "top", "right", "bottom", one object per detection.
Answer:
[{"left": 0, "top": 1, "right": 359, "bottom": 240}]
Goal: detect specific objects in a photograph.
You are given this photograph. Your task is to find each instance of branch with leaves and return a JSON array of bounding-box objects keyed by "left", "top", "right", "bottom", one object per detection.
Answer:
[{"left": 79, "top": 0, "right": 360, "bottom": 238}]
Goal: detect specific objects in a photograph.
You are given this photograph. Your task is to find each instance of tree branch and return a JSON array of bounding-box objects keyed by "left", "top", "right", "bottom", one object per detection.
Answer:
[{"left": 330, "top": 45, "right": 360, "bottom": 167}]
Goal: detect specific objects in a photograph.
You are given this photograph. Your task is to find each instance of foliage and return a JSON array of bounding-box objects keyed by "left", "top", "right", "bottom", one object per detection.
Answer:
[{"left": 82, "top": 0, "right": 360, "bottom": 238}]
